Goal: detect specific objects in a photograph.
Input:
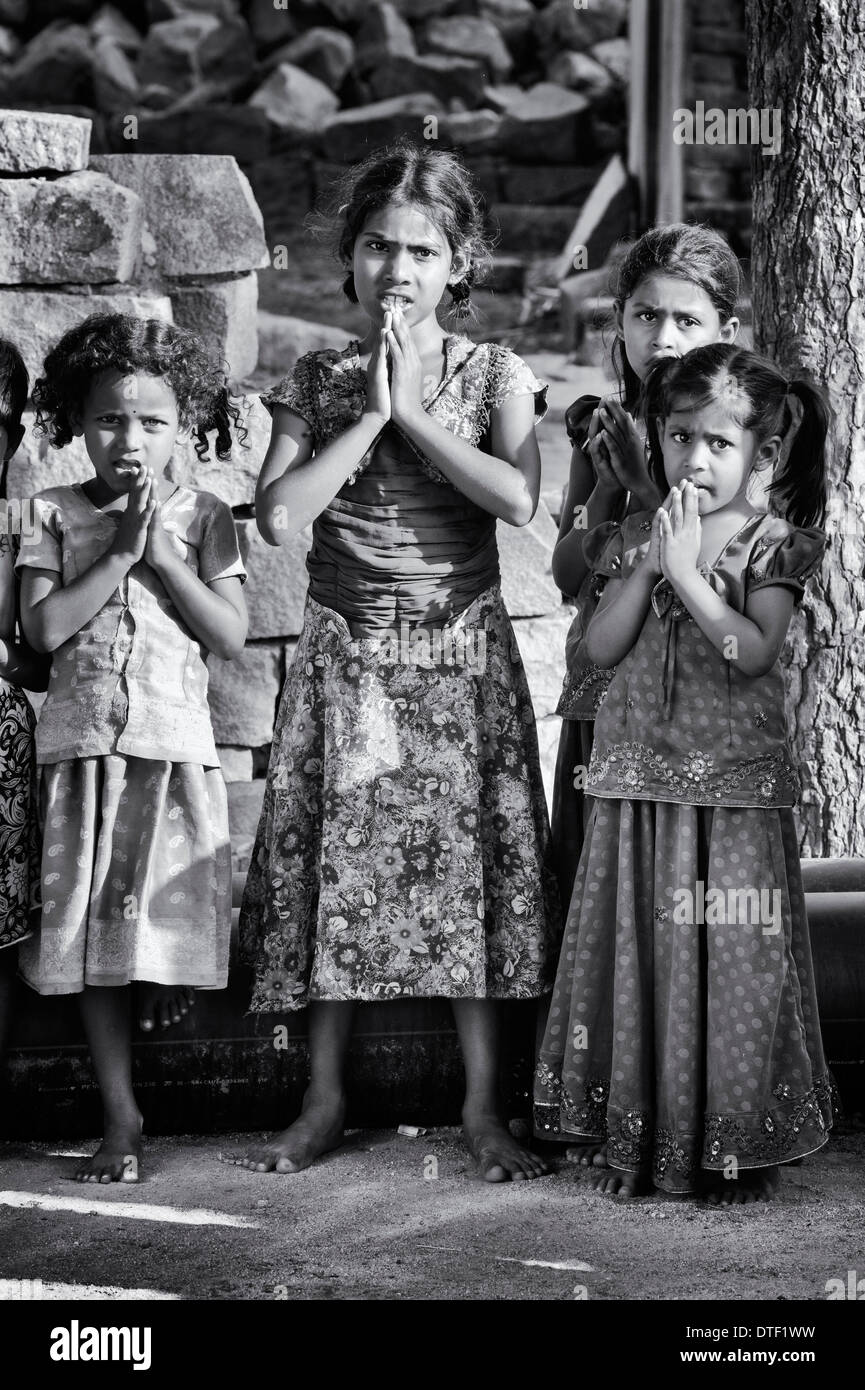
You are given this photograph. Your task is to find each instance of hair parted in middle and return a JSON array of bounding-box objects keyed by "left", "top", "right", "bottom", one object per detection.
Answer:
[
  {"left": 609, "top": 222, "right": 742, "bottom": 412},
  {"left": 310, "top": 138, "right": 494, "bottom": 323},
  {"left": 642, "top": 342, "right": 831, "bottom": 529}
]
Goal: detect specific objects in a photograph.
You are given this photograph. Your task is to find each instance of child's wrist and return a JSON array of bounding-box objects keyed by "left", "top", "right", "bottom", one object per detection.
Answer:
[
  {"left": 592, "top": 478, "right": 625, "bottom": 501},
  {"left": 360, "top": 407, "right": 388, "bottom": 430},
  {"left": 107, "top": 540, "right": 136, "bottom": 569}
]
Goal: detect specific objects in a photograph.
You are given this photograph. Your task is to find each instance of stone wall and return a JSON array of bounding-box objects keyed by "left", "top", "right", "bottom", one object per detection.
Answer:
[
  {"left": 0, "top": 107, "right": 570, "bottom": 870},
  {"left": 0, "top": 0, "right": 631, "bottom": 267}
]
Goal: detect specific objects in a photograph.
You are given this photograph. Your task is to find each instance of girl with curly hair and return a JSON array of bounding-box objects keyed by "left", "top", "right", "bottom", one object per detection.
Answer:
[{"left": 16, "top": 313, "right": 248, "bottom": 1182}]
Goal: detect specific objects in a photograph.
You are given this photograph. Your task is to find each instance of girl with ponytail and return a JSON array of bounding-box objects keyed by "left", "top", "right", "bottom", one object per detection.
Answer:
[
  {"left": 535, "top": 342, "right": 835, "bottom": 1202},
  {"left": 17, "top": 312, "right": 249, "bottom": 1182}
]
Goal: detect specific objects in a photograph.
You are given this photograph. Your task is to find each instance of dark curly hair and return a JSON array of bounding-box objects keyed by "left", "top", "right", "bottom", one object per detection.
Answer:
[
  {"left": 32, "top": 313, "right": 246, "bottom": 461},
  {"left": 310, "top": 138, "right": 494, "bottom": 323}
]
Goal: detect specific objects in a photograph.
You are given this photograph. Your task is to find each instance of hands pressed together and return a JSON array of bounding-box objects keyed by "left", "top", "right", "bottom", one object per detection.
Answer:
[
  {"left": 645, "top": 479, "right": 702, "bottom": 586},
  {"left": 364, "top": 304, "right": 426, "bottom": 429},
  {"left": 112, "top": 465, "right": 184, "bottom": 573},
  {"left": 586, "top": 398, "right": 662, "bottom": 510}
]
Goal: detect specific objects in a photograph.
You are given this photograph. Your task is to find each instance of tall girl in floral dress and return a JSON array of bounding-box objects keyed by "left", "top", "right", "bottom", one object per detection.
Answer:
[
  {"left": 236, "top": 141, "right": 560, "bottom": 1182},
  {"left": 536, "top": 344, "right": 835, "bottom": 1201}
]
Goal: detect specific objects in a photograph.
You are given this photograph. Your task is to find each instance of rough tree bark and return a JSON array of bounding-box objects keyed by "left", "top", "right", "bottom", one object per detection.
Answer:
[{"left": 746, "top": 0, "right": 865, "bottom": 856}]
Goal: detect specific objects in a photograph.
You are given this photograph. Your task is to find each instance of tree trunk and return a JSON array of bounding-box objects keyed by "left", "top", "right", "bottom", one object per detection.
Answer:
[{"left": 746, "top": 0, "right": 865, "bottom": 855}]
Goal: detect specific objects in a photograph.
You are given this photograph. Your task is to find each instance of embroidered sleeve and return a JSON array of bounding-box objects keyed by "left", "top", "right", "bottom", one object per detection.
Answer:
[
  {"left": 14, "top": 496, "right": 63, "bottom": 573},
  {"left": 564, "top": 394, "right": 600, "bottom": 449},
  {"left": 747, "top": 525, "right": 827, "bottom": 604},
  {"left": 198, "top": 496, "right": 248, "bottom": 586},
  {"left": 582, "top": 520, "right": 623, "bottom": 579},
  {"left": 260, "top": 354, "right": 317, "bottom": 427},
  {"left": 487, "top": 346, "right": 548, "bottom": 422}
]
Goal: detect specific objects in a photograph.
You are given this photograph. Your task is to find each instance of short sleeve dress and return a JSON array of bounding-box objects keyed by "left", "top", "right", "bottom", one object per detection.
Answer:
[
  {"left": 0, "top": 526, "right": 40, "bottom": 951},
  {"left": 15, "top": 485, "right": 245, "bottom": 995},
  {"left": 239, "top": 335, "right": 563, "bottom": 1012},
  {"left": 535, "top": 509, "right": 835, "bottom": 1191}
]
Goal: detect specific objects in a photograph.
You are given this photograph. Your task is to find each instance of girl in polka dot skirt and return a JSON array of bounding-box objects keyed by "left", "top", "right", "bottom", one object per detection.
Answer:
[
  {"left": 16, "top": 314, "right": 248, "bottom": 1183},
  {"left": 535, "top": 343, "right": 835, "bottom": 1201}
]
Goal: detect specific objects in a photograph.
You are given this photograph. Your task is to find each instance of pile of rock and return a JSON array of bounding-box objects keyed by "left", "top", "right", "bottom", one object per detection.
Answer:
[{"left": 0, "top": 1, "right": 630, "bottom": 265}]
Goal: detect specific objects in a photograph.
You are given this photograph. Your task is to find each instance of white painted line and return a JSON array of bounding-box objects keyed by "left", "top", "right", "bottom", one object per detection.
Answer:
[
  {"left": 505, "top": 1257, "right": 594, "bottom": 1272},
  {"left": 0, "top": 1279, "right": 180, "bottom": 1301},
  {"left": 418, "top": 1245, "right": 594, "bottom": 1272},
  {"left": 0, "top": 1191, "right": 258, "bottom": 1229}
]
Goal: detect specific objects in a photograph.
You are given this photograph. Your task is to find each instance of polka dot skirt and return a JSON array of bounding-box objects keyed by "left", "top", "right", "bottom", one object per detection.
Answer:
[{"left": 535, "top": 797, "right": 834, "bottom": 1193}]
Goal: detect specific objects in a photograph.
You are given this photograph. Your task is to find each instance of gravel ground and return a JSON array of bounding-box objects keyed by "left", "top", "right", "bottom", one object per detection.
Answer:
[{"left": 1, "top": 1128, "right": 863, "bottom": 1302}]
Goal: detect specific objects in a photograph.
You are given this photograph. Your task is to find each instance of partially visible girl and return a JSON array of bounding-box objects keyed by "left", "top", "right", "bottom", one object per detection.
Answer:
[
  {"left": 0, "top": 339, "right": 48, "bottom": 1065},
  {"left": 542, "top": 224, "right": 741, "bottom": 1165},
  {"left": 551, "top": 225, "right": 741, "bottom": 910},
  {"left": 17, "top": 314, "right": 248, "bottom": 1181}
]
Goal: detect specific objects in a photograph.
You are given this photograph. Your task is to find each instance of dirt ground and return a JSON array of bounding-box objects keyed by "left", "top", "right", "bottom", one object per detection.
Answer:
[{"left": 1, "top": 1127, "right": 863, "bottom": 1302}]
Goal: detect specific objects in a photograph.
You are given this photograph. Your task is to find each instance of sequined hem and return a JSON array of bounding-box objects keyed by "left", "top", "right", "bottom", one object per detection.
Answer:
[
  {"left": 556, "top": 663, "right": 615, "bottom": 719},
  {"left": 587, "top": 741, "right": 800, "bottom": 807},
  {"left": 533, "top": 1069, "right": 835, "bottom": 1192}
]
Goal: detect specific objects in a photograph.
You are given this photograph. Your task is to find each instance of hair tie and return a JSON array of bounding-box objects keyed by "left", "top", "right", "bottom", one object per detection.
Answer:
[{"left": 448, "top": 272, "right": 473, "bottom": 320}]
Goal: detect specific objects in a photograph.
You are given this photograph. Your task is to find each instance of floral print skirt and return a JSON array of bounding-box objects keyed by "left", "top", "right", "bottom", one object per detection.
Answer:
[
  {"left": 534, "top": 796, "right": 834, "bottom": 1193},
  {"left": 19, "top": 755, "right": 231, "bottom": 993},
  {"left": 0, "top": 680, "right": 40, "bottom": 951},
  {"left": 240, "top": 586, "right": 561, "bottom": 1012}
]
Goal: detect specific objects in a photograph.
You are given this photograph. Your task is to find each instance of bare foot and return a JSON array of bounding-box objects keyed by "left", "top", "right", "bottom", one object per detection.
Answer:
[
  {"left": 137, "top": 982, "right": 195, "bottom": 1032},
  {"left": 704, "top": 1165, "right": 781, "bottom": 1206},
  {"left": 584, "top": 1167, "right": 647, "bottom": 1199},
  {"left": 566, "top": 1140, "right": 608, "bottom": 1169},
  {"left": 224, "top": 1091, "right": 346, "bottom": 1174},
  {"left": 463, "top": 1106, "right": 549, "bottom": 1182},
  {"left": 75, "top": 1114, "right": 143, "bottom": 1185}
]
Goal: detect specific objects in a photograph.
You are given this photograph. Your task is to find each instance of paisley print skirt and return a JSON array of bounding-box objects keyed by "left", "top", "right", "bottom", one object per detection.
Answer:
[
  {"left": 240, "top": 586, "right": 561, "bottom": 1011},
  {"left": 534, "top": 796, "right": 833, "bottom": 1192},
  {"left": 19, "top": 755, "right": 231, "bottom": 993},
  {"left": 0, "top": 680, "right": 40, "bottom": 951}
]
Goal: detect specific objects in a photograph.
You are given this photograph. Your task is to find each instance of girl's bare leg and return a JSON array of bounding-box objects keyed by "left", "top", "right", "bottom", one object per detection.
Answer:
[
  {"left": 233, "top": 1001, "right": 354, "bottom": 1174},
  {"left": 77, "top": 985, "right": 142, "bottom": 1183},
  {"left": 454, "top": 998, "right": 549, "bottom": 1182}
]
